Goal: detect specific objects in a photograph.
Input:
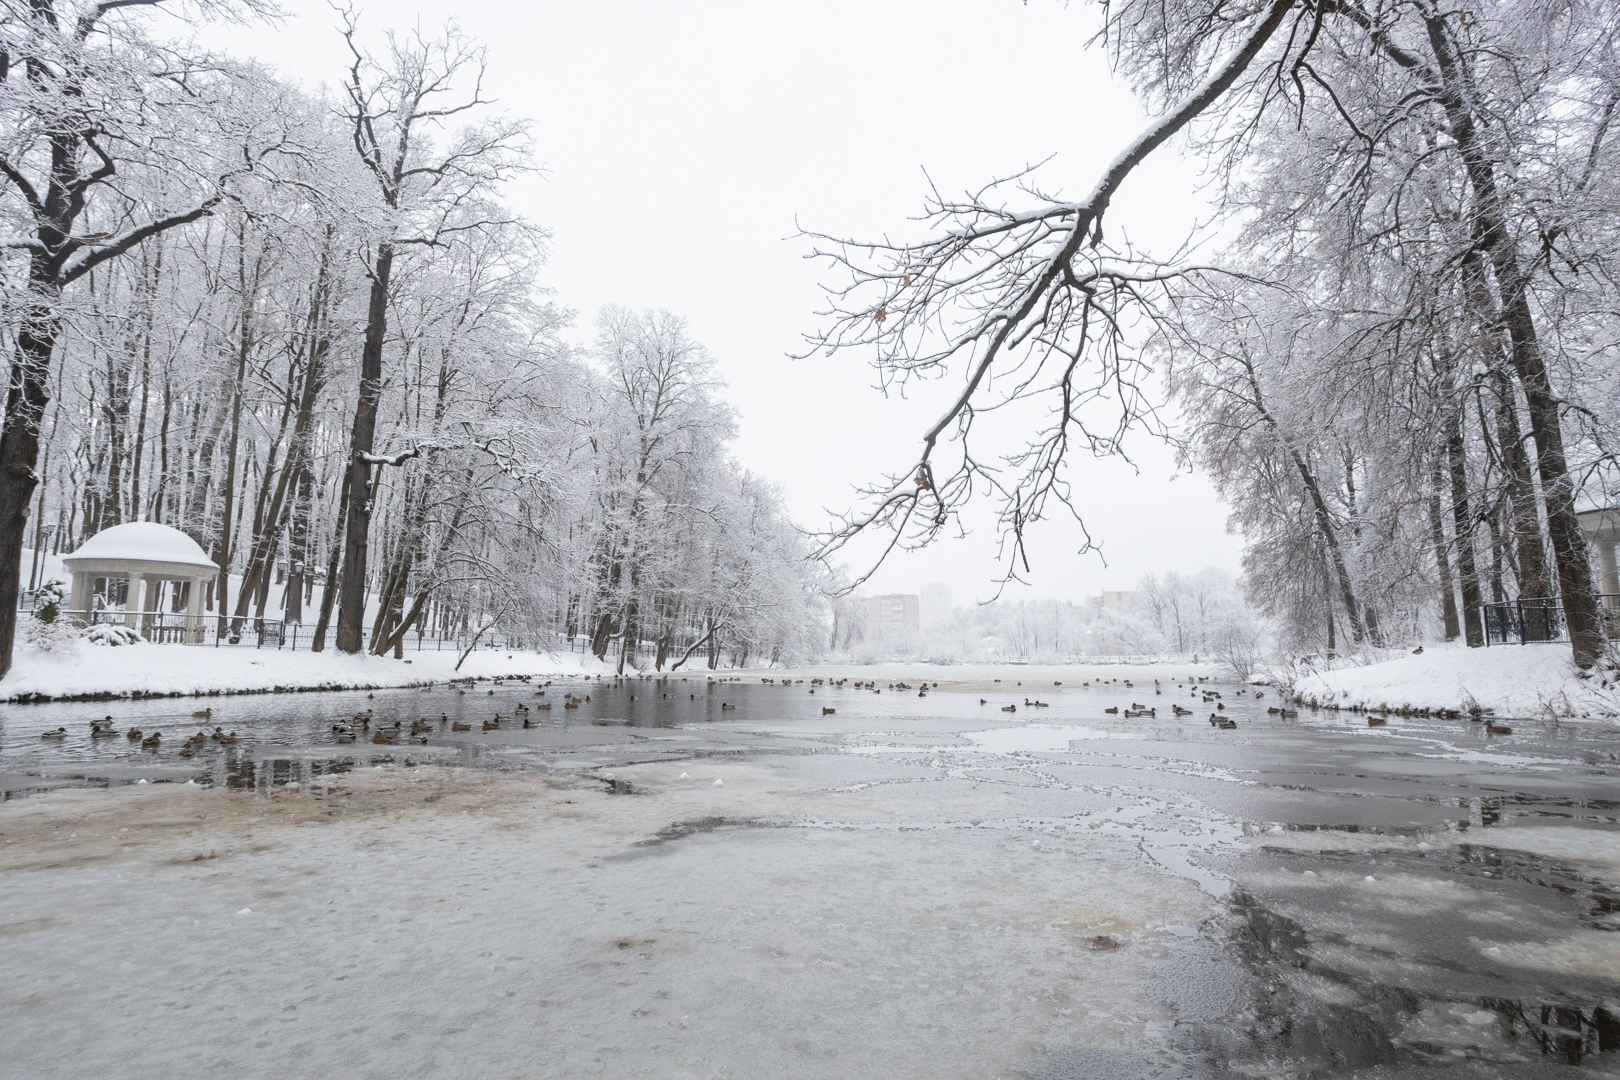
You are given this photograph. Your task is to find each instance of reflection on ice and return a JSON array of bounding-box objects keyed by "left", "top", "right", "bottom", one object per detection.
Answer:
[{"left": 960, "top": 723, "right": 1143, "bottom": 753}]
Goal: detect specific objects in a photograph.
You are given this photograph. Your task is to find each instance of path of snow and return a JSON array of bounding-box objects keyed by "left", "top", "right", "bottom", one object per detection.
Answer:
[
  {"left": 0, "top": 640, "right": 608, "bottom": 701},
  {"left": 1292, "top": 642, "right": 1620, "bottom": 721}
]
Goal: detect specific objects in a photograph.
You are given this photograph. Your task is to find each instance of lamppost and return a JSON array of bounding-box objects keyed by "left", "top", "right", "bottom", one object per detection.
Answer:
[{"left": 29, "top": 523, "right": 57, "bottom": 595}]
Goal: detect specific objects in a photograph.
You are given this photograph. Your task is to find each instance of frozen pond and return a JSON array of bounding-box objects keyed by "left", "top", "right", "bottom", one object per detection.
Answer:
[{"left": 1, "top": 672, "right": 1617, "bottom": 1077}]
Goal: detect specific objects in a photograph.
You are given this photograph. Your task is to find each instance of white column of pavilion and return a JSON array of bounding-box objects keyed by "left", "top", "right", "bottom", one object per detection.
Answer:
[
  {"left": 1576, "top": 508, "right": 1620, "bottom": 633},
  {"left": 60, "top": 522, "right": 219, "bottom": 641}
]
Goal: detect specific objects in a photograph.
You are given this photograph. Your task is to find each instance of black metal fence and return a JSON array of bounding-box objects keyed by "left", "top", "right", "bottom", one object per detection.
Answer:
[
  {"left": 48, "top": 609, "right": 517, "bottom": 653},
  {"left": 1483, "top": 597, "right": 1565, "bottom": 645}
]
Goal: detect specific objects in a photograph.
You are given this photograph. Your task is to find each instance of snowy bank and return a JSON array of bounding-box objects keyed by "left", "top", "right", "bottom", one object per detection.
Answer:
[
  {"left": 1291, "top": 643, "right": 1620, "bottom": 721},
  {"left": 0, "top": 640, "right": 607, "bottom": 702}
]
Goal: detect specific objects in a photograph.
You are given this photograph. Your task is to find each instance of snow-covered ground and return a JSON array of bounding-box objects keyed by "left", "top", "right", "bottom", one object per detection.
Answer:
[
  {"left": 0, "top": 639, "right": 606, "bottom": 701},
  {"left": 1291, "top": 641, "right": 1620, "bottom": 721},
  {"left": 759, "top": 661, "right": 1222, "bottom": 691},
  {"left": 0, "top": 613, "right": 1225, "bottom": 704}
]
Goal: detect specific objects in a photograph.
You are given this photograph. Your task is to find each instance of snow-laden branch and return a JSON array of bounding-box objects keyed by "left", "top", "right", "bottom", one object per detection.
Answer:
[{"left": 799, "top": 0, "right": 1300, "bottom": 593}]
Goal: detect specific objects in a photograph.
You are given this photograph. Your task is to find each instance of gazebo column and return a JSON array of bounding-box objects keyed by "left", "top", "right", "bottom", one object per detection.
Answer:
[
  {"left": 68, "top": 572, "right": 90, "bottom": 625},
  {"left": 1599, "top": 538, "right": 1619, "bottom": 612},
  {"left": 124, "top": 573, "right": 143, "bottom": 631},
  {"left": 187, "top": 575, "right": 206, "bottom": 642},
  {"left": 144, "top": 576, "right": 164, "bottom": 640}
]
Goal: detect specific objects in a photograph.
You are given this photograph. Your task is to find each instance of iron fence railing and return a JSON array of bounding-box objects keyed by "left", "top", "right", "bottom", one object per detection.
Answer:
[
  {"left": 1483, "top": 597, "right": 1565, "bottom": 645},
  {"left": 42, "top": 609, "right": 529, "bottom": 653},
  {"left": 28, "top": 609, "right": 707, "bottom": 662}
]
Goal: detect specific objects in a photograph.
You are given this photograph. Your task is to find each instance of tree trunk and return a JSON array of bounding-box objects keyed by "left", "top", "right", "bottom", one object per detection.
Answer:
[
  {"left": 1445, "top": 414, "right": 1484, "bottom": 646},
  {"left": 311, "top": 470, "right": 350, "bottom": 653},
  {"left": 1428, "top": 458, "right": 1461, "bottom": 641},
  {"left": 284, "top": 465, "right": 312, "bottom": 624},
  {"left": 214, "top": 240, "right": 256, "bottom": 622},
  {"left": 0, "top": 292, "right": 61, "bottom": 675},
  {"left": 336, "top": 243, "right": 395, "bottom": 653}
]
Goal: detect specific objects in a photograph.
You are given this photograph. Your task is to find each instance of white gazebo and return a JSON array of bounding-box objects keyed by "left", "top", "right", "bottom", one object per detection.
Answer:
[
  {"left": 62, "top": 522, "right": 218, "bottom": 638},
  {"left": 1577, "top": 506, "right": 1620, "bottom": 602}
]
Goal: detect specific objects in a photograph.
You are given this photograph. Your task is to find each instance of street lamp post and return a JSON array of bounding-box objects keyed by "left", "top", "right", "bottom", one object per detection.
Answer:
[{"left": 29, "top": 523, "right": 57, "bottom": 596}]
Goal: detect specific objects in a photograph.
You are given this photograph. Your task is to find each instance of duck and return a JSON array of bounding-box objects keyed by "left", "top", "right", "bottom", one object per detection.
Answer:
[
  {"left": 980, "top": 698, "right": 988, "bottom": 705},
  {"left": 720, "top": 703, "right": 736, "bottom": 710},
  {"left": 1172, "top": 705, "right": 1192, "bottom": 716},
  {"left": 522, "top": 717, "right": 539, "bottom": 728},
  {"left": 451, "top": 721, "right": 472, "bottom": 732},
  {"left": 1367, "top": 716, "right": 1387, "bottom": 727},
  {"left": 410, "top": 719, "right": 432, "bottom": 734},
  {"left": 481, "top": 719, "right": 501, "bottom": 731},
  {"left": 822, "top": 707, "right": 836, "bottom": 716},
  {"left": 1103, "top": 707, "right": 1119, "bottom": 715},
  {"left": 219, "top": 731, "right": 239, "bottom": 745},
  {"left": 334, "top": 728, "right": 357, "bottom": 743},
  {"left": 140, "top": 732, "right": 162, "bottom": 749},
  {"left": 210, "top": 726, "right": 226, "bottom": 741},
  {"left": 41, "top": 727, "right": 67, "bottom": 738},
  {"left": 371, "top": 731, "right": 395, "bottom": 745},
  {"left": 409, "top": 734, "right": 429, "bottom": 745},
  {"left": 192, "top": 708, "right": 212, "bottom": 719},
  {"left": 1001, "top": 704, "right": 1017, "bottom": 713},
  {"left": 1485, "top": 722, "right": 1514, "bottom": 735},
  {"left": 126, "top": 728, "right": 143, "bottom": 741},
  {"left": 1215, "top": 717, "right": 1238, "bottom": 730},
  {"left": 177, "top": 745, "right": 197, "bottom": 758}
]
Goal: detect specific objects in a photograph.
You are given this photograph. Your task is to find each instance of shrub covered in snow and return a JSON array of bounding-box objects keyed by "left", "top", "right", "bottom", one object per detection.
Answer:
[
  {"left": 85, "top": 624, "right": 143, "bottom": 647},
  {"left": 19, "top": 611, "right": 80, "bottom": 653},
  {"left": 34, "top": 578, "right": 66, "bottom": 623}
]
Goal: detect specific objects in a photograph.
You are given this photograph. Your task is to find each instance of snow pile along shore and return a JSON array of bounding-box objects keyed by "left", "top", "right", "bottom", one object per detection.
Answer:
[
  {"left": 1291, "top": 642, "right": 1620, "bottom": 721},
  {"left": 0, "top": 641, "right": 606, "bottom": 702}
]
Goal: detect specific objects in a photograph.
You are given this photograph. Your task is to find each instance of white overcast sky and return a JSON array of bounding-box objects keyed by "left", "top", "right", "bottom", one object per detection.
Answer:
[{"left": 209, "top": 0, "right": 1249, "bottom": 605}]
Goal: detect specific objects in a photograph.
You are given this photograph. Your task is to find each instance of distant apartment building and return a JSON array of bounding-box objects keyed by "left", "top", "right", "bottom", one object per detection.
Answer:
[
  {"left": 865, "top": 593, "right": 920, "bottom": 636},
  {"left": 1087, "top": 590, "right": 1133, "bottom": 611},
  {"left": 919, "top": 582, "right": 953, "bottom": 631}
]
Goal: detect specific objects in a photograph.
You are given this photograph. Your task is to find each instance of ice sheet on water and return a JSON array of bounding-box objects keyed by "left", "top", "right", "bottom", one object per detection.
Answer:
[
  {"left": 0, "top": 765, "right": 1230, "bottom": 1079},
  {"left": 960, "top": 724, "right": 1144, "bottom": 753}
]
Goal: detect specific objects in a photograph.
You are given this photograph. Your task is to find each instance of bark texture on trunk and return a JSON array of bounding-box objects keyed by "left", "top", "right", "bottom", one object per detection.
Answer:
[
  {"left": 335, "top": 244, "right": 394, "bottom": 653},
  {"left": 1428, "top": 458, "right": 1461, "bottom": 641},
  {"left": 0, "top": 293, "right": 61, "bottom": 673}
]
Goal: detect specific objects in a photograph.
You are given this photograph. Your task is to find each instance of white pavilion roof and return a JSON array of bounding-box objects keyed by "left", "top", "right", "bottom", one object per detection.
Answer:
[{"left": 62, "top": 522, "right": 217, "bottom": 572}]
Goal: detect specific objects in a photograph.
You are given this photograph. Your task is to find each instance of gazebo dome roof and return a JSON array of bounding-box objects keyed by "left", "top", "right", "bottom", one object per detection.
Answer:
[{"left": 63, "top": 522, "right": 217, "bottom": 573}]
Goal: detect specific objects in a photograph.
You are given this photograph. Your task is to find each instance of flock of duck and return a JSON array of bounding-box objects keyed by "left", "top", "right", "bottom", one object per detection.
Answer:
[
  {"left": 328, "top": 680, "right": 585, "bottom": 744},
  {"left": 39, "top": 707, "right": 240, "bottom": 752},
  {"left": 35, "top": 671, "right": 1515, "bottom": 760}
]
